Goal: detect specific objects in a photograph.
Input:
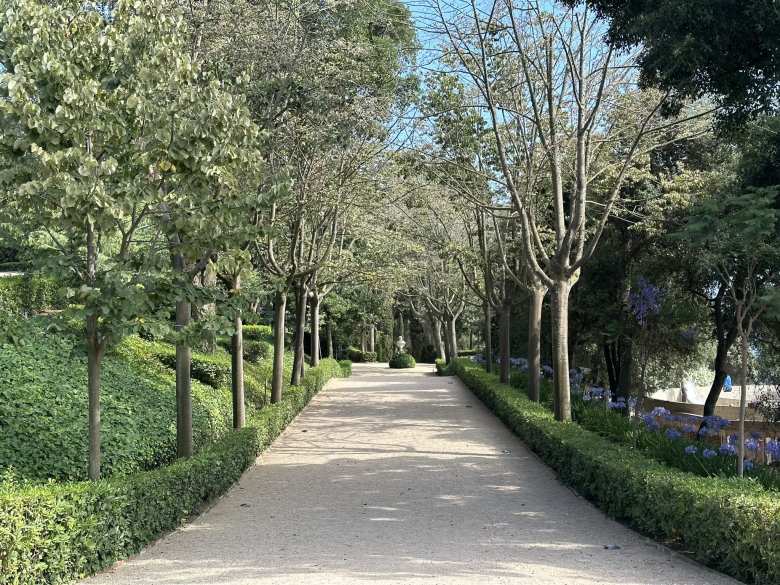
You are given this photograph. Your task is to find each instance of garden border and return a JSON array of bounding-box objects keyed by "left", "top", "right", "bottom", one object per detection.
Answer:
[
  {"left": 449, "top": 358, "right": 779, "bottom": 585},
  {"left": 0, "top": 358, "right": 346, "bottom": 585}
]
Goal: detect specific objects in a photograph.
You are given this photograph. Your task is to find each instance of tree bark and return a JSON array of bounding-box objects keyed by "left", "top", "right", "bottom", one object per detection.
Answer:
[
  {"left": 528, "top": 286, "right": 546, "bottom": 402},
  {"left": 617, "top": 335, "right": 633, "bottom": 402},
  {"left": 551, "top": 279, "right": 572, "bottom": 422},
  {"left": 483, "top": 299, "right": 493, "bottom": 373},
  {"left": 231, "top": 311, "right": 245, "bottom": 429},
  {"left": 738, "top": 322, "right": 748, "bottom": 476},
  {"left": 271, "top": 289, "right": 286, "bottom": 404},
  {"left": 443, "top": 318, "right": 452, "bottom": 363},
  {"left": 86, "top": 315, "right": 103, "bottom": 480},
  {"left": 175, "top": 298, "right": 193, "bottom": 457},
  {"left": 310, "top": 293, "right": 321, "bottom": 367},
  {"left": 432, "top": 316, "right": 445, "bottom": 360},
  {"left": 291, "top": 282, "right": 307, "bottom": 385},
  {"left": 326, "top": 315, "right": 334, "bottom": 358},
  {"left": 499, "top": 299, "right": 511, "bottom": 384},
  {"left": 703, "top": 326, "right": 738, "bottom": 417},
  {"left": 447, "top": 316, "right": 459, "bottom": 362},
  {"left": 369, "top": 324, "right": 375, "bottom": 354}
]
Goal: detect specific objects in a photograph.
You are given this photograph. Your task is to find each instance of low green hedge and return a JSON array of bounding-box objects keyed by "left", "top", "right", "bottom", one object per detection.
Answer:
[
  {"left": 338, "top": 359, "right": 352, "bottom": 377},
  {"left": 346, "top": 347, "right": 376, "bottom": 363},
  {"left": 0, "top": 358, "right": 347, "bottom": 585},
  {"left": 0, "top": 275, "right": 64, "bottom": 316},
  {"left": 435, "top": 358, "right": 451, "bottom": 375},
  {"left": 451, "top": 358, "right": 780, "bottom": 585},
  {"left": 389, "top": 352, "right": 415, "bottom": 369}
]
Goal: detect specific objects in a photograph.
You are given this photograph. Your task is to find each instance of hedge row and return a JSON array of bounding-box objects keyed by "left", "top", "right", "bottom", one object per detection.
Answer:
[
  {"left": 346, "top": 347, "right": 376, "bottom": 363},
  {"left": 0, "top": 275, "right": 64, "bottom": 316},
  {"left": 450, "top": 358, "right": 780, "bottom": 585},
  {"left": 0, "top": 358, "right": 346, "bottom": 585},
  {"left": 389, "top": 352, "right": 416, "bottom": 369}
]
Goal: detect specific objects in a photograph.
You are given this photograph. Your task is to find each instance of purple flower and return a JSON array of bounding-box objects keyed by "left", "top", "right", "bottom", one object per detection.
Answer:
[
  {"left": 650, "top": 407, "right": 671, "bottom": 417},
  {"left": 665, "top": 428, "right": 682, "bottom": 440},
  {"left": 702, "top": 449, "right": 717, "bottom": 459},
  {"left": 766, "top": 440, "right": 780, "bottom": 458},
  {"left": 745, "top": 438, "right": 759, "bottom": 452},
  {"left": 684, "top": 445, "right": 698, "bottom": 455},
  {"left": 608, "top": 401, "right": 627, "bottom": 410},
  {"left": 719, "top": 444, "right": 737, "bottom": 456},
  {"left": 744, "top": 460, "right": 754, "bottom": 471},
  {"left": 629, "top": 277, "right": 664, "bottom": 326},
  {"left": 682, "top": 424, "right": 697, "bottom": 434}
]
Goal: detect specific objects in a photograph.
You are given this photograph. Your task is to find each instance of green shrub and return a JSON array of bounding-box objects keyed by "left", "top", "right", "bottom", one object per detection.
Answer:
[
  {"left": 345, "top": 347, "right": 376, "bottom": 363},
  {"left": 509, "top": 370, "right": 554, "bottom": 407},
  {"left": 242, "top": 324, "right": 273, "bottom": 343},
  {"left": 0, "top": 359, "right": 347, "bottom": 585},
  {"left": 338, "top": 359, "right": 352, "bottom": 377},
  {"left": 0, "top": 327, "right": 231, "bottom": 482},
  {"left": 451, "top": 358, "right": 780, "bottom": 585},
  {"left": 435, "top": 358, "right": 451, "bottom": 375},
  {"left": 0, "top": 276, "right": 64, "bottom": 316},
  {"left": 389, "top": 352, "right": 415, "bottom": 369},
  {"left": 243, "top": 339, "right": 271, "bottom": 362}
]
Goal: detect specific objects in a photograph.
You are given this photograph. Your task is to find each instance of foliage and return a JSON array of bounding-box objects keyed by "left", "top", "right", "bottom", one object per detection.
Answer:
[
  {"left": 0, "top": 324, "right": 231, "bottom": 482},
  {"left": 346, "top": 347, "right": 376, "bottom": 363},
  {"left": 435, "top": 358, "right": 452, "bottom": 376},
  {"left": 0, "top": 276, "right": 63, "bottom": 317},
  {"left": 574, "top": 0, "right": 780, "bottom": 122},
  {"left": 451, "top": 358, "right": 780, "bottom": 585},
  {"left": 338, "top": 360, "right": 352, "bottom": 377},
  {"left": 388, "top": 352, "right": 416, "bottom": 369},
  {"left": 0, "top": 358, "right": 347, "bottom": 585},
  {"left": 573, "top": 401, "right": 779, "bottom": 492}
]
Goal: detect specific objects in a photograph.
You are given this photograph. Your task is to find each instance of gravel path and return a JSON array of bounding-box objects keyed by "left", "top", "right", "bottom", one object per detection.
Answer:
[{"left": 82, "top": 363, "right": 742, "bottom": 585}]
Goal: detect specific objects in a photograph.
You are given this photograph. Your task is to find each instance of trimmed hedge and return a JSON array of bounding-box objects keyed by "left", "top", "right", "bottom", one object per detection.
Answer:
[
  {"left": 435, "top": 358, "right": 451, "bottom": 376},
  {"left": 0, "top": 276, "right": 63, "bottom": 316},
  {"left": 0, "top": 358, "right": 347, "bottom": 585},
  {"left": 389, "top": 352, "right": 416, "bottom": 369},
  {"left": 450, "top": 358, "right": 780, "bottom": 585},
  {"left": 338, "top": 359, "right": 352, "bottom": 377},
  {"left": 346, "top": 347, "right": 376, "bottom": 363}
]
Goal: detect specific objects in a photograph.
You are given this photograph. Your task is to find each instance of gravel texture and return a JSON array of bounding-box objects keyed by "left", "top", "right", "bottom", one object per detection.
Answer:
[{"left": 81, "top": 363, "right": 743, "bottom": 585}]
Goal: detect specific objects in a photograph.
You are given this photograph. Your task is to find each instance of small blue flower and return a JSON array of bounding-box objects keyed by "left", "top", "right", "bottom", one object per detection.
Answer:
[
  {"left": 719, "top": 444, "right": 737, "bottom": 456},
  {"left": 608, "top": 401, "right": 627, "bottom": 410},
  {"left": 682, "top": 424, "right": 697, "bottom": 434},
  {"left": 744, "top": 460, "right": 754, "bottom": 471},
  {"left": 665, "top": 428, "right": 681, "bottom": 440},
  {"left": 650, "top": 407, "right": 671, "bottom": 417},
  {"left": 745, "top": 438, "right": 759, "bottom": 452},
  {"left": 684, "top": 445, "right": 697, "bottom": 455},
  {"left": 702, "top": 449, "right": 717, "bottom": 459}
]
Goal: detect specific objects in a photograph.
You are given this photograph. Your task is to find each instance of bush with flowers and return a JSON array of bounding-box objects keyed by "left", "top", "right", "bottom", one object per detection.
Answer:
[{"left": 451, "top": 357, "right": 780, "bottom": 585}]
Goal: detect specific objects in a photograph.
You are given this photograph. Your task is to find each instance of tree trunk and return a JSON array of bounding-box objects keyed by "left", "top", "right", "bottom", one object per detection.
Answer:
[
  {"left": 310, "top": 293, "right": 321, "bottom": 367},
  {"left": 432, "top": 316, "right": 445, "bottom": 360},
  {"left": 447, "top": 316, "right": 459, "bottom": 362},
  {"left": 175, "top": 298, "right": 193, "bottom": 457},
  {"left": 271, "top": 289, "right": 287, "bottom": 404},
  {"left": 369, "top": 324, "right": 375, "bottom": 354},
  {"left": 327, "top": 316, "right": 334, "bottom": 358},
  {"left": 528, "top": 286, "right": 546, "bottom": 402},
  {"left": 231, "top": 312, "right": 245, "bottom": 429},
  {"left": 86, "top": 315, "right": 103, "bottom": 480},
  {"left": 617, "top": 335, "right": 633, "bottom": 402},
  {"left": 703, "top": 328, "right": 737, "bottom": 417},
  {"left": 551, "top": 279, "right": 572, "bottom": 422},
  {"left": 499, "top": 300, "right": 511, "bottom": 384},
  {"left": 483, "top": 299, "right": 493, "bottom": 373},
  {"left": 443, "top": 318, "right": 452, "bottom": 363},
  {"left": 291, "top": 282, "right": 307, "bottom": 386},
  {"left": 738, "top": 324, "right": 748, "bottom": 476}
]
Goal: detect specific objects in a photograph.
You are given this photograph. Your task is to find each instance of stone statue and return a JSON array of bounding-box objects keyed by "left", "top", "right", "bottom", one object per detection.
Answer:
[{"left": 395, "top": 335, "right": 406, "bottom": 354}]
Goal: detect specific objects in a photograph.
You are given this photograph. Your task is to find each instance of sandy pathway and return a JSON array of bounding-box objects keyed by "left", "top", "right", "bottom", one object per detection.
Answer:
[{"left": 82, "top": 363, "right": 742, "bottom": 585}]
